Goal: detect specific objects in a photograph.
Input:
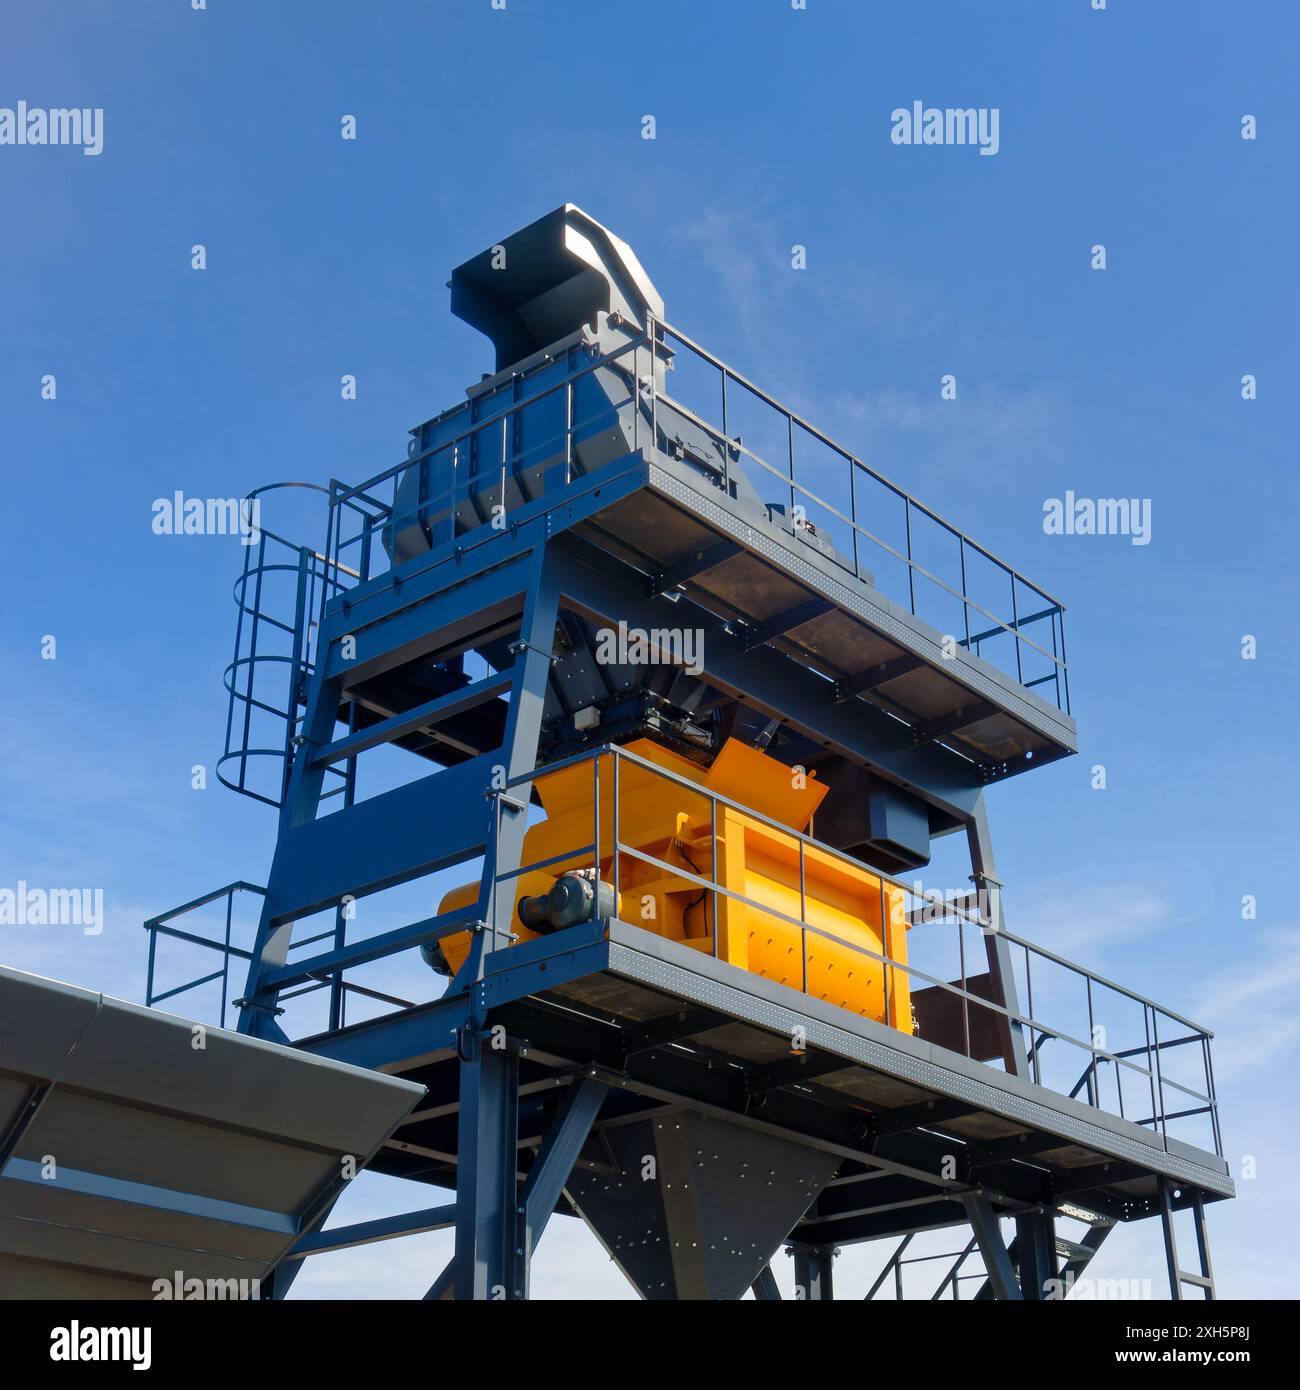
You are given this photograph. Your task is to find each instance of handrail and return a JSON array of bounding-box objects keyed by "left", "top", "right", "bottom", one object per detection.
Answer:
[
  {"left": 648, "top": 378, "right": 1067, "bottom": 675},
  {"left": 656, "top": 316, "right": 1067, "bottom": 611},
  {"left": 143, "top": 882, "right": 267, "bottom": 1030}
]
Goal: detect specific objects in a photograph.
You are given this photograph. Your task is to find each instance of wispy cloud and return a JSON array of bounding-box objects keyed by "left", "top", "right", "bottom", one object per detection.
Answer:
[
  {"left": 1188, "top": 929, "right": 1300, "bottom": 1080},
  {"left": 1011, "top": 877, "right": 1174, "bottom": 964},
  {"left": 664, "top": 206, "right": 1065, "bottom": 504}
]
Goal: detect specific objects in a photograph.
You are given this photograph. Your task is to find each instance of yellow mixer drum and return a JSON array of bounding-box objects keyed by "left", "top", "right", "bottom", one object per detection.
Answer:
[{"left": 439, "top": 737, "right": 912, "bottom": 1030}]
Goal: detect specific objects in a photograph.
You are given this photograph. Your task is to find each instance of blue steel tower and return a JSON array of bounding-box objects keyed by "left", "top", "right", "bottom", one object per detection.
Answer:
[{"left": 137, "top": 206, "right": 1230, "bottom": 1302}]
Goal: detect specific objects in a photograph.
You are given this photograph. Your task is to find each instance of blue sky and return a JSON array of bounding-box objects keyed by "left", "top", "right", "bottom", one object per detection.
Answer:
[{"left": 2, "top": 0, "right": 1296, "bottom": 1298}]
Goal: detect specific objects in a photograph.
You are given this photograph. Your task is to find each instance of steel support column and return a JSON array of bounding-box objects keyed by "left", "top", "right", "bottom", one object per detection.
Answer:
[
  {"left": 1015, "top": 1209, "right": 1058, "bottom": 1300},
  {"left": 790, "top": 1243, "right": 836, "bottom": 1300},
  {"left": 452, "top": 1041, "right": 520, "bottom": 1300}
]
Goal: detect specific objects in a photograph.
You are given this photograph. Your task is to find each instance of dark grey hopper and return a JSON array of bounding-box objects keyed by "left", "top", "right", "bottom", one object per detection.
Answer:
[{"left": 568, "top": 1110, "right": 837, "bottom": 1301}]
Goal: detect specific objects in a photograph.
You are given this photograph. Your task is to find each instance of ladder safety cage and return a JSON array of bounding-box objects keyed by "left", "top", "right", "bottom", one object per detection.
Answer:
[{"left": 220, "top": 482, "right": 361, "bottom": 810}]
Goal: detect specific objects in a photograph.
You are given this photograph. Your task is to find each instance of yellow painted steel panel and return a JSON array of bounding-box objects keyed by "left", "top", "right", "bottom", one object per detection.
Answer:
[{"left": 440, "top": 738, "right": 913, "bottom": 1031}]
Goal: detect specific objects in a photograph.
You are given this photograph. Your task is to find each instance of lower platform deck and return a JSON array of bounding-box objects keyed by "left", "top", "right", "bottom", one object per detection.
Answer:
[{"left": 297, "top": 919, "right": 1233, "bottom": 1248}]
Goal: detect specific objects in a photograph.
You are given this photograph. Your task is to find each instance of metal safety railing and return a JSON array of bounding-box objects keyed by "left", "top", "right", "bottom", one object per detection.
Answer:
[
  {"left": 144, "top": 737, "right": 1219, "bottom": 1159},
  {"left": 143, "top": 881, "right": 416, "bottom": 1033},
  {"left": 143, "top": 882, "right": 265, "bottom": 1030},
  {"left": 317, "top": 328, "right": 653, "bottom": 605},
  {"left": 492, "top": 743, "right": 1219, "bottom": 1158},
  {"left": 319, "top": 317, "right": 1069, "bottom": 712},
  {"left": 654, "top": 319, "right": 1070, "bottom": 712}
]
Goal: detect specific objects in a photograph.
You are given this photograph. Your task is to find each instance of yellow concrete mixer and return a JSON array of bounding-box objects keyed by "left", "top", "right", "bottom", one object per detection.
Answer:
[{"left": 438, "top": 737, "right": 913, "bottom": 1030}]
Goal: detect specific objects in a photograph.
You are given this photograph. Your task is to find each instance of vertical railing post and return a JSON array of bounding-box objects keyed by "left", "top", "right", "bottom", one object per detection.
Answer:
[
  {"left": 612, "top": 750, "right": 621, "bottom": 918},
  {"left": 1010, "top": 572, "right": 1023, "bottom": 684},
  {"left": 592, "top": 752, "right": 601, "bottom": 918},
  {"left": 1205, "top": 1035, "right": 1221, "bottom": 1155},
  {"left": 905, "top": 499, "right": 917, "bottom": 615},
  {"left": 799, "top": 837, "right": 808, "bottom": 994},
  {"left": 720, "top": 366, "right": 730, "bottom": 495},
  {"left": 878, "top": 874, "right": 890, "bottom": 1027},
  {"left": 500, "top": 413, "right": 509, "bottom": 522},
  {"left": 146, "top": 922, "right": 158, "bottom": 1008},
  {"left": 959, "top": 537, "right": 971, "bottom": 650},
  {"left": 710, "top": 784, "right": 718, "bottom": 958},
  {"left": 221, "top": 890, "right": 234, "bottom": 1029},
  {"left": 958, "top": 912, "right": 970, "bottom": 1060},
  {"left": 649, "top": 317, "right": 658, "bottom": 452},
  {"left": 1151, "top": 1008, "right": 1168, "bottom": 1146},
  {"left": 1050, "top": 606, "right": 1062, "bottom": 710},
  {"left": 786, "top": 413, "right": 796, "bottom": 520},
  {"left": 1059, "top": 608, "right": 1072, "bottom": 715}
]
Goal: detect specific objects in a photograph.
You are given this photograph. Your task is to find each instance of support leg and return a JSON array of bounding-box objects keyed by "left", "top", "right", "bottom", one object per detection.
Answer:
[
  {"left": 790, "top": 1243, "right": 836, "bottom": 1300},
  {"left": 458, "top": 551, "right": 561, "bottom": 988},
  {"left": 452, "top": 1043, "right": 519, "bottom": 1300},
  {"left": 751, "top": 1265, "right": 782, "bottom": 1301},
  {"left": 966, "top": 797, "right": 1029, "bottom": 1078},
  {"left": 517, "top": 1077, "right": 607, "bottom": 1298},
  {"left": 1015, "top": 1209, "right": 1058, "bottom": 1300}
]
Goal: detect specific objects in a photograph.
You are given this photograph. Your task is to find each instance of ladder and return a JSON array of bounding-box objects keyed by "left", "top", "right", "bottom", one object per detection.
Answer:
[{"left": 1159, "top": 1178, "right": 1216, "bottom": 1300}]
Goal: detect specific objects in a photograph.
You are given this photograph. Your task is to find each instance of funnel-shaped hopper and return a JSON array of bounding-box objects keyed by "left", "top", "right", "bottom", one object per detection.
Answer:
[
  {"left": 568, "top": 1110, "right": 837, "bottom": 1300},
  {"left": 451, "top": 204, "right": 665, "bottom": 372}
]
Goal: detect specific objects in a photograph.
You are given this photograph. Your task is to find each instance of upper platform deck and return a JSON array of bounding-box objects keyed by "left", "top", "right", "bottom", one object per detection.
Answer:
[{"left": 324, "top": 311, "right": 1075, "bottom": 784}]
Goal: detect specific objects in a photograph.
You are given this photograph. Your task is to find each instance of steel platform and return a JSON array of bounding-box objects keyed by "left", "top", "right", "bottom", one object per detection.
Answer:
[
  {"left": 566, "top": 448, "right": 1077, "bottom": 775},
  {"left": 295, "top": 919, "right": 1232, "bottom": 1253}
]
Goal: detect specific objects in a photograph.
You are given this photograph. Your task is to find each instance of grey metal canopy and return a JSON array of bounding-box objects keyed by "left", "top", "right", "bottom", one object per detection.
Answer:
[{"left": 0, "top": 966, "right": 424, "bottom": 1299}]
